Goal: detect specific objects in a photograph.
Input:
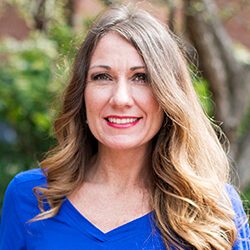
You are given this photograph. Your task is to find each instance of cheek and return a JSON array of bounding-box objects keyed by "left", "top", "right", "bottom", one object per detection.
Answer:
[
  {"left": 84, "top": 88, "right": 98, "bottom": 125},
  {"left": 84, "top": 91, "right": 93, "bottom": 118},
  {"left": 142, "top": 91, "right": 164, "bottom": 128},
  {"left": 84, "top": 86, "right": 106, "bottom": 117},
  {"left": 134, "top": 88, "right": 162, "bottom": 115},
  {"left": 152, "top": 106, "right": 164, "bottom": 130}
]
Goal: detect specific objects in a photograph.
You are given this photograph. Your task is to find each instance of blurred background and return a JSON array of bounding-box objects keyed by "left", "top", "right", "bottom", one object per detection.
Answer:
[{"left": 0, "top": 0, "right": 250, "bottom": 216}]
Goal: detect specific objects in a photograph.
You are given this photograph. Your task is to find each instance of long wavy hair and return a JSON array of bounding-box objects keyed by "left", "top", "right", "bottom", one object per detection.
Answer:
[{"left": 34, "top": 5, "right": 237, "bottom": 250}]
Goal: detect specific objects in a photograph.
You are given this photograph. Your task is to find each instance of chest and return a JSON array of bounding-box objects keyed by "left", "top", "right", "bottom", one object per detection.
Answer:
[
  {"left": 68, "top": 184, "right": 152, "bottom": 233},
  {"left": 24, "top": 200, "right": 167, "bottom": 250}
]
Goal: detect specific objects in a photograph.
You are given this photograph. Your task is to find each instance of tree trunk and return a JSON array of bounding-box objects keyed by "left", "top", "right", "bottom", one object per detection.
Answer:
[
  {"left": 65, "top": 0, "right": 75, "bottom": 27},
  {"left": 184, "top": 0, "right": 250, "bottom": 189},
  {"left": 32, "top": 0, "right": 48, "bottom": 31}
]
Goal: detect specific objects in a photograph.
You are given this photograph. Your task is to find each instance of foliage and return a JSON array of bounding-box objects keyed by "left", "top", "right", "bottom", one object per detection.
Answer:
[
  {"left": 0, "top": 23, "right": 80, "bottom": 215},
  {"left": 4, "top": 0, "right": 69, "bottom": 29},
  {"left": 0, "top": 35, "right": 53, "bottom": 213},
  {"left": 193, "top": 76, "right": 213, "bottom": 117}
]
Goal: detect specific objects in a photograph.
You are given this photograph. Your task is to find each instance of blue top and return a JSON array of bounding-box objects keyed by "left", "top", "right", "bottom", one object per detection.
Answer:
[{"left": 0, "top": 168, "right": 249, "bottom": 250}]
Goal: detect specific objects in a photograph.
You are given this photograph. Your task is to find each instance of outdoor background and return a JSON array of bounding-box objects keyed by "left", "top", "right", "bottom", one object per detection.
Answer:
[{"left": 0, "top": 0, "right": 250, "bottom": 217}]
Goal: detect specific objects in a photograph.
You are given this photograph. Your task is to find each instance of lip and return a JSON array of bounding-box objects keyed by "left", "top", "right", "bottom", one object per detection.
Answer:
[{"left": 104, "top": 115, "right": 142, "bottom": 129}]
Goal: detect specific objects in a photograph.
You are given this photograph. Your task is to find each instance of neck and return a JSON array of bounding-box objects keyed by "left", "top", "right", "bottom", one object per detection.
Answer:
[{"left": 85, "top": 144, "right": 153, "bottom": 191}]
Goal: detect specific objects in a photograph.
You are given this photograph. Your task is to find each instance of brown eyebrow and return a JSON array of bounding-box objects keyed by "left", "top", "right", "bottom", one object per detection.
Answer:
[
  {"left": 130, "top": 66, "right": 146, "bottom": 71},
  {"left": 89, "top": 65, "right": 146, "bottom": 71},
  {"left": 89, "top": 65, "right": 111, "bottom": 70}
]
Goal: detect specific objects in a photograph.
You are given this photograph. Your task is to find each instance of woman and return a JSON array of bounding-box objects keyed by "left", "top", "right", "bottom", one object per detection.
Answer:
[{"left": 0, "top": 5, "right": 249, "bottom": 250}]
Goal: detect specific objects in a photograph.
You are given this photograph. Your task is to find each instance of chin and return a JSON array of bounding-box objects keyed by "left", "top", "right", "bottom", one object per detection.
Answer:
[{"left": 100, "top": 137, "right": 146, "bottom": 150}]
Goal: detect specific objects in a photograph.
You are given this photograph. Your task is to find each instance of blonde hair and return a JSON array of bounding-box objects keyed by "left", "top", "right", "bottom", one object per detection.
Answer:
[{"left": 34, "top": 5, "right": 237, "bottom": 249}]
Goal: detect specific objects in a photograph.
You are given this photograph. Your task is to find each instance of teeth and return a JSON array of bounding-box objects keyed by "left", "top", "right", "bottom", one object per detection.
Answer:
[{"left": 107, "top": 117, "right": 138, "bottom": 124}]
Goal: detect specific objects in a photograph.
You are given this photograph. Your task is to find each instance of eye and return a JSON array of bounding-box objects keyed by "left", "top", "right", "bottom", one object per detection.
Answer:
[
  {"left": 132, "top": 73, "right": 148, "bottom": 84},
  {"left": 92, "top": 73, "right": 112, "bottom": 81}
]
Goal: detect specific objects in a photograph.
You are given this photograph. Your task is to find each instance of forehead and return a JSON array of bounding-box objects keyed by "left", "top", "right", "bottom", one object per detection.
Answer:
[{"left": 89, "top": 32, "right": 145, "bottom": 67}]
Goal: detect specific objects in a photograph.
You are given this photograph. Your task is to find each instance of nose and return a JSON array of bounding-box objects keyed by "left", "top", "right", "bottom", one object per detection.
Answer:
[{"left": 109, "top": 78, "right": 134, "bottom": 108}]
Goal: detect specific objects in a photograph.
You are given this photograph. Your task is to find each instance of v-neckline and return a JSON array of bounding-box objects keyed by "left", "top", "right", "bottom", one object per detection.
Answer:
[{"left": 62, "top": 198, "right": 154, "bottom": 242}]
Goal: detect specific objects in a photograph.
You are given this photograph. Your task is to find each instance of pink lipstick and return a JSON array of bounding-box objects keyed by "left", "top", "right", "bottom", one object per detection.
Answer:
[{"left": 105, "top": 116, "right": 141, "bottom": 128}]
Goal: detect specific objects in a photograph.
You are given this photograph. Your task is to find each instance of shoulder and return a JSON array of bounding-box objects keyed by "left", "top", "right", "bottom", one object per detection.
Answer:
[
  {"left": 4, "top": 168, "right": 47, "bottom": 222},
  {"left": 7, "top": 167, "right": 47, "bottom": 203},
  {"left": 225, "top": 184, "right": 247, "bottom": 218},
  {"left": 225, "top": 184, "right": 250, "bottom": 249},
  {"left": 224, "top": 184, "right": 247, "bottom": 225},
  {"left": 0, "top": 169, "right": 46, "bottom": 248},
  {"left": 13, "top": 167, "right": 46, "bottom": 184},
  {"left": 8, "top": 167, "right": 46, "bottom": 193}
]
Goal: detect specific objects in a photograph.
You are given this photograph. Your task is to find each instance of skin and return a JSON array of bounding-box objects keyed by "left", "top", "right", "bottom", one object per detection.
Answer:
[{"left": 69, "top": 32, "right": 164, "bottom": 233}]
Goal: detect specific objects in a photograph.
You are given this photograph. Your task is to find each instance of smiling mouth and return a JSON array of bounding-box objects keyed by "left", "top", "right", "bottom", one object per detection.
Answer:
[
  {"left": 106, "top": 117, "right": 140, "bottom": 124},
  {"left": 104, "top": 116, "right": 142, "bottom": 126}
]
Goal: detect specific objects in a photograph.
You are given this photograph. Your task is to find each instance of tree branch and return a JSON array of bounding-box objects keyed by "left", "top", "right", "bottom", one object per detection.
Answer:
[
  {"left": 32, "top": 0, "right": 47, "bottom": 31},
  {"left": 184, "top": 0, "right": 250, "bottom": 142}
]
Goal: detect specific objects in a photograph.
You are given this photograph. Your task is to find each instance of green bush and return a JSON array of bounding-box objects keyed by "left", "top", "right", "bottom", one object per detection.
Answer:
[{"left": 0, "top": 26, "right": 79, "bottom": 215}]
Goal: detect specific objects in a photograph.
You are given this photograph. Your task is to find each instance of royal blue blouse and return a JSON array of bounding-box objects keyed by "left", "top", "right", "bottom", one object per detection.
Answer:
[{"left": 0, "top": 168, "right": 249, "bottom": 249}]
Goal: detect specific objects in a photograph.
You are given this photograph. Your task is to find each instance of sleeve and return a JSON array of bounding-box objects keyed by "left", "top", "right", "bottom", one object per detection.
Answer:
[
  {"left": 0, "top": 177, "right": 26, "bottom": 250},
  {"left": 226, "top": 185, "right": 250, "bottom": 250}
]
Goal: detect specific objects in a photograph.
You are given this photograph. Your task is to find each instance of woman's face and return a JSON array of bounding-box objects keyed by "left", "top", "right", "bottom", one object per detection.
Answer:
[{"left": 85, "top": 32, "right": 164, "bottom": 151}]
